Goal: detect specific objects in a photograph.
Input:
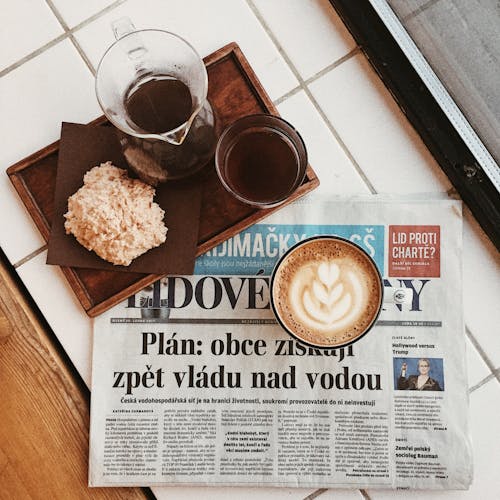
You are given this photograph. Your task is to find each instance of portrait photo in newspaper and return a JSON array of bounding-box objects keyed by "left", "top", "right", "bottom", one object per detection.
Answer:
[{"left": 394, "top": 357, "right": 444, "bottom": 391}]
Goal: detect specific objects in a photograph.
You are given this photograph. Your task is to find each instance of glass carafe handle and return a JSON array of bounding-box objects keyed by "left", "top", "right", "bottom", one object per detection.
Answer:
[
  {"left": 111, "top": 17, "right": 147, "bottom": 61},
  {"left": 111, "top": 16, "right": 136, "bottom": 40}
]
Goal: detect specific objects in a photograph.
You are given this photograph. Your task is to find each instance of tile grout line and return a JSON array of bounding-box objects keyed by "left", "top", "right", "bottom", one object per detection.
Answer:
[
  {"left": 304, "top": 46, "right": 361, "bottom": 85},
  {"left": 68, "top": 33, "right": 97, "bottom": 76},
  {"left": 403, "top": 0, "right": 443, "bottom": 22},
  {"left": 469, "top": 372, "right": 496, "bottom": 393},
  {"left": 0, "top": 0, "right": 127, "bottom": 79},
  {"left": 44, "top": 0, "right": 71, "bottom": 30},
  {"left": 273, "top": 85, "right": 303, "bottom": 106},
  {"left": 70, "top": 0, "right": 129, "bottom": 32},
  {"left": 302, "top": 488, "right": 328, "bottom": 500},
  {"left": 465, "top": 325, "right": 500, "bottom": 383},
  {"left": 245, "top": 0, "right": 377, "bottom": 194},
  {"left": 13, "top": 246, "right": 48, "bottom": 269},
  {"left": 304, "top": 86, "right": 377, "bottom": 194},
  {"left": 44, "top": 0, "right": 99, "bottom": 76},
  {"left": 0, "top": 34, "right": 68, "bottom": 78},
  {"left": 273, "top": 47, "right": 360, "bottom": 106},
  {"left": 360, "top": 489, "right": 372, "bottom": 500}
]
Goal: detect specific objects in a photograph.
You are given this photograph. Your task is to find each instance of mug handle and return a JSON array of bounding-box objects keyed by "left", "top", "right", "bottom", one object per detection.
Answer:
[{"left": 383, "top": 286, "right": 413, "bottom": 305}]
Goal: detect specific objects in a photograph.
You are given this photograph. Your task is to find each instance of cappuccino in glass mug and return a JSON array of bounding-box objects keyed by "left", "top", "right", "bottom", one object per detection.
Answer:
[{"left": 270, "top": 236, "right": 410, "bottom": 349}]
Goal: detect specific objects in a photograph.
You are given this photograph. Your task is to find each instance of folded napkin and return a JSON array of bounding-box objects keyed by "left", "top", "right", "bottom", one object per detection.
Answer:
[{"left": 46, "top": 122, "right": 202, "bottom": 275}]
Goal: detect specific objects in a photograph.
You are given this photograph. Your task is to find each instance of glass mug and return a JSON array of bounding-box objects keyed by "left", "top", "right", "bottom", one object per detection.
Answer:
[
  {"left": 215, "top": 114, "right": 308, "bottom": 208},
  {"left": 95, "top": 17, "right": 217, "bottom": 184},
  {"left": 270, "top": 236, "right": 412, "bottom": 349}
]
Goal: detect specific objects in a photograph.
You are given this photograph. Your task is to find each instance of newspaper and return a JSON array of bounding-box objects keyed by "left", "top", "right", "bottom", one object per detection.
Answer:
[{"left": 89, "top": 197, "right": 473, "bottom": 489}]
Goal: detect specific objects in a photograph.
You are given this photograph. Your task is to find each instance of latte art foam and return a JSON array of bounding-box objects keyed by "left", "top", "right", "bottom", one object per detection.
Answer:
[{"left": 272, "top": 239, "right": 382, "bottom": 347}]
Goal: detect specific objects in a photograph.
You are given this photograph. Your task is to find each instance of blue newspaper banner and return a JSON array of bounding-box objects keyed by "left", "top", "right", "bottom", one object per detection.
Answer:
[{"left": 194, "top": 224, "right": 385, "bottom": 276}]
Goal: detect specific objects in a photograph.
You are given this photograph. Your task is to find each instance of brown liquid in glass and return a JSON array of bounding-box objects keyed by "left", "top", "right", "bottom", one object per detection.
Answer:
[
  {"left": 125, "top": 77, "right": 193, "bottom": 133},
  {"left": 225, "top": 128, "right": 299, "bottom": 204}
]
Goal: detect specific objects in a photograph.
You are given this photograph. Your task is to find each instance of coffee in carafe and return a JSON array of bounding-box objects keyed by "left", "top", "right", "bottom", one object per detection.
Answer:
[
  {"left": 125, "top": 77, "right": 193, "bottom": 134},
  {"left": 95, "top": 18, "right": 217, "bottom": 184}
]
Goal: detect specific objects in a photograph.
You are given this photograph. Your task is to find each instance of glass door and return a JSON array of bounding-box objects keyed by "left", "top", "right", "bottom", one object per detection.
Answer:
[{"left": 330, "top": 0, "right": 500, "bottom": 250}]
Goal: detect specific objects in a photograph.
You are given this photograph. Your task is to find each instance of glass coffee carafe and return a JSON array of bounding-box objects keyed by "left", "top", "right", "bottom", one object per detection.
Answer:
[{"left": 95, "top": 17, "right": 217, "bottom": 184}]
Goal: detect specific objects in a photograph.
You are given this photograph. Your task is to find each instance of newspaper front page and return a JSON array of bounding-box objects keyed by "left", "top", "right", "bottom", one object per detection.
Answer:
[{"left": 89, "top": 197, "right": 473, "bottom": 489}]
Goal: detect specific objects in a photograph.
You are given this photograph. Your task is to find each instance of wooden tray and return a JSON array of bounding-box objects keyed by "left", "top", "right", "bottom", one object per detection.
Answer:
[{"left": 7, "top": 42, "right": 319, "bottom": 317}]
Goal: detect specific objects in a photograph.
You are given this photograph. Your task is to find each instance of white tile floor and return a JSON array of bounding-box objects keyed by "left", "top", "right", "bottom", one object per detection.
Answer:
[
  {"left": 276, "top": 91, "right": 370, "bottom": 196},
  {"left": 0, "top": 40, "right": 101, "bottom": 264},
  {"left": 1, "top": 1, "right": 499, "bottom": 499},
  {"left": 308, "top": 54, "right": 452, "bottom": 194},
  {"left": 0, "top": 0, "right": 63, "bottom": 71},
  {"left": 72, "top": 0, "right": 300, "bottom": 99},
  {"left": 48, "top": 0, "right": 118, "bottom": 29},
  {"left": 250, "top": 0, "right": 356, "bottom": 80}
]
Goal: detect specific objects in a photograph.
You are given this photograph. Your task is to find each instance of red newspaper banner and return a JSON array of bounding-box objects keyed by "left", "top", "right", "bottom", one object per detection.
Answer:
[{"left": 388, "top": 225, "right": 440, "bottom": 277}]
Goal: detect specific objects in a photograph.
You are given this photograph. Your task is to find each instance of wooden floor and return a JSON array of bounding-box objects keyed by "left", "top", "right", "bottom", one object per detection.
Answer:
[{"left": 0, "top": 258, "right": 150, "bottom": 499}]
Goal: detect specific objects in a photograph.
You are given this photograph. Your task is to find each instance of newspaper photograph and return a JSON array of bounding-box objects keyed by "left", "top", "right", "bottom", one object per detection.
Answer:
[{"left": 89, "top": 196, "right": 473, "bottom": 489}]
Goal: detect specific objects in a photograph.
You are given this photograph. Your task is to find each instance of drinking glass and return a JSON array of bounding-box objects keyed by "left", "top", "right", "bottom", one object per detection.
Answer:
[{"left": 215, "top": 114, "right": 308, "bottom": 208}]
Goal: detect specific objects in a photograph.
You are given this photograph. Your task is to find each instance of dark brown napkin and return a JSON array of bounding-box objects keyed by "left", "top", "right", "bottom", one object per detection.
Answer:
[{"left": 46, "top": 122, "right": 202, "bottom": 274}]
